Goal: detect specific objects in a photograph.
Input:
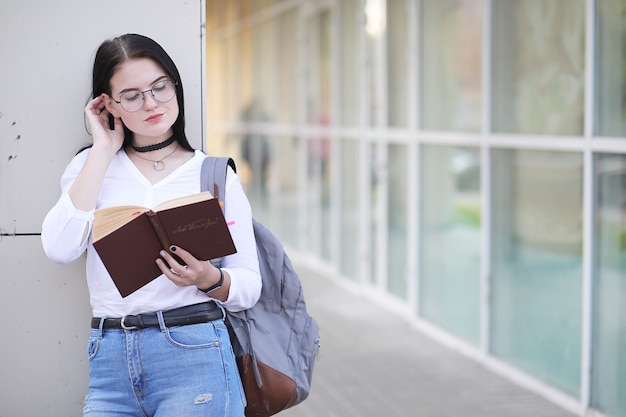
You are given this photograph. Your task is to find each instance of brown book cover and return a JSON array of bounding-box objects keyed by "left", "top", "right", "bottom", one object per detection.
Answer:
[{"left": 92, "top": 192, "right": 237, "bottom": 297}]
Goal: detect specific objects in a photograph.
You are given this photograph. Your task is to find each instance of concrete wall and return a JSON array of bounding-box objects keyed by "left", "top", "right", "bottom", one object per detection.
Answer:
[{"left": 0, "top": 2, "right": 205, "bottom": 415}]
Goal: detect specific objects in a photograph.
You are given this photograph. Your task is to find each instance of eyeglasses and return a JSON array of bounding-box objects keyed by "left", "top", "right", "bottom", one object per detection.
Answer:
[{"left": 111, "top": 79, "right": 178, "bottom": 112}]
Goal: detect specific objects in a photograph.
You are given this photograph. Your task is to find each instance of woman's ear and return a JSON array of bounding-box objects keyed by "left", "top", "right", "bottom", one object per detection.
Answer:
[{"left": 103, "top": 95, "right": 121, "bottom": 118}]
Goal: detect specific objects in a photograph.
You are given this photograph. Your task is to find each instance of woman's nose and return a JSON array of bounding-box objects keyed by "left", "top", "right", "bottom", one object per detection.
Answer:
[{"left": 142, "top": 91, "right": 159, "bottom": 109}]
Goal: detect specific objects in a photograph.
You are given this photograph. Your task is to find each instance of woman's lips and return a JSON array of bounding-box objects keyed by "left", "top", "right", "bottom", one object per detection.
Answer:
[{"left": 145, "top": 113, "right": 164, "bottom": 123}]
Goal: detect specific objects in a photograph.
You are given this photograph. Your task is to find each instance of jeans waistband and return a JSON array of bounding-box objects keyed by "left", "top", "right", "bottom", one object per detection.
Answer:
[{"left": 91, "top": 301, "right": 223, "bottom": 330}]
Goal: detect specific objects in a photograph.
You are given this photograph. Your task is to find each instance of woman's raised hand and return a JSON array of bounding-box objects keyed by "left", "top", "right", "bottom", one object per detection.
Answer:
[
  {"left": 156, "top": 245, "right": 229, "bottom": 301},
  {"left": 85, "top": 94, "right": 124, "bottom": 154}
]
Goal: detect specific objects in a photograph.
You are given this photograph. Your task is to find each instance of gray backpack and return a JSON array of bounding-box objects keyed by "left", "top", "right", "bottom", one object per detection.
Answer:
[{"left": 201, "top": 156, "right": 320, "bottom": 417}]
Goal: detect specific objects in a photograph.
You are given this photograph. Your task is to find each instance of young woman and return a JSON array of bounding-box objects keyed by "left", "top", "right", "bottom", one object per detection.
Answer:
[{"left": 41, "top": 34, "right": 260, "bottom": 417}]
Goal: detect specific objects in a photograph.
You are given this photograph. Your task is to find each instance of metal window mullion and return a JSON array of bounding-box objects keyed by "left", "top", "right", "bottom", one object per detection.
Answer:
[
  {"left": 308, "top": 15, "right": 322, "bottom": 257},
  {"left": 407, "top": 0, "right": 421, "bottom": 316},
  {"left": 358, "top": 0, "right": 371, "bottom": 285},
  {"left": 200, "top": 0, "right": 207, "bottom": 151},
  {"left": 376, "top": 138, "right": 388, "bottom": 290},
  {"left": 580, "top": 0, "right": 597, "bottom": 410},
  {"left": 480, "top": 0, "right": 493, "bottom": 357},
  {"left": 330, "top": 0, "right": 342, "bottom": 271},
  {"left": 376, "top": 2, "right": 389, "bottom": 292},
  {"left": 297, "top": 4, "right": 309, "bottom": 253}
]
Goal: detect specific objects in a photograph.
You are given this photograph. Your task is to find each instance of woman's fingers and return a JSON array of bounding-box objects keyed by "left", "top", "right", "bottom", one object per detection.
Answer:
[
  {"left": 85, "top": 95, "right": 105, "bottom": 117},
  {"left": 84, "top": 95, "right": 124, "bottom": 151},
  {"left": 156, "top": 246, "right": 209, "bottom": 288}
]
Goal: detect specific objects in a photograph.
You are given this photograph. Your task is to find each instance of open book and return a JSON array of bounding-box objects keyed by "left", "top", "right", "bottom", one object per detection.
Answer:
[{"left": 92, "top": 191, "right": 237, "bottom": 297}]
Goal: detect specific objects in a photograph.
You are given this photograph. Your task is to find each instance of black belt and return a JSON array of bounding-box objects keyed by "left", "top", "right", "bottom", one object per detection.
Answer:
[{"left": 91, "top": 301, "right": 223, "bottom": 330}]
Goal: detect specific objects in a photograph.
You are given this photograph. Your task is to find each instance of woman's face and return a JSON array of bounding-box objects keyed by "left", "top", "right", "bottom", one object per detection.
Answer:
[{"left": 105, "top": 57, "right": 179, "bottom": 143}]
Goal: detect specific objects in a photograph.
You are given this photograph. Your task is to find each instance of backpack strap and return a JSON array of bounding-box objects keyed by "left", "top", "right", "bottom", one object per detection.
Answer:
[
  {"left": 201, "top": 156, "right": 237, "bottom": 213},
  {"left": 201, "top": 156, "right": 264, "bottom": 385},
  {"left": 201, "top": 156, "right": 237, "bottom": 268}
]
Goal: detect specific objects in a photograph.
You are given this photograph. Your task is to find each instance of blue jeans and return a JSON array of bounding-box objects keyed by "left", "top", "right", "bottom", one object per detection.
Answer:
[{"left": 84, "top": 314, "right": 246, "bottom": 417}]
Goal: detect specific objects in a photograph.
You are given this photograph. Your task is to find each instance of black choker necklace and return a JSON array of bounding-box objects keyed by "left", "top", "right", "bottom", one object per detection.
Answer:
[{"left": 131, "top": 135, "right": 176, "bottom": 153}]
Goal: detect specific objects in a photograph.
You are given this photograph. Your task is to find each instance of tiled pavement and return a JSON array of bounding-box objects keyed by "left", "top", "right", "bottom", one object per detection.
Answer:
[{"left": 279, "top": 263, "right": 578, "bottom": 417}]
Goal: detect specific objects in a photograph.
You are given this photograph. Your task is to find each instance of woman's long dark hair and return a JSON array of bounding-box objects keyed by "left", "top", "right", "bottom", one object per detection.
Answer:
[{"left": 91, "top": 34, "right": 194, "bottom": 152}]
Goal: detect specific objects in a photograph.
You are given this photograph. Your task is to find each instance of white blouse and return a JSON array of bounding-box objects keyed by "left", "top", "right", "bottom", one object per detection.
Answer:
[{"left": 41, "top": 149, "right": 261, "bottom": 317}]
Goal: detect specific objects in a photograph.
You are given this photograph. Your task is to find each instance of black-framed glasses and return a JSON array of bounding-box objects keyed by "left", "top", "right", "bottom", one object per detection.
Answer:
[{"left": 111, "top": 79, "right": 178, "bottom": 112}]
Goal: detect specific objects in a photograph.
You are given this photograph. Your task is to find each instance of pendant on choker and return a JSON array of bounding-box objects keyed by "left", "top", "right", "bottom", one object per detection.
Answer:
[{"left": 132, "top": 143, "right": 179, "bottom": 171}]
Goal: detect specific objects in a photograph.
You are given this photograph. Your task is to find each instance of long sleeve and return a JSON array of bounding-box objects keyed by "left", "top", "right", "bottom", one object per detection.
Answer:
[
  {"left": 41, "top": 151, "right": 95, "bottom": 263},
  {"left": 41, "top": 149, "right": 261, "bottom": 317},
  {"left": 218, "top": 166, "right": 262, "bottom": 312}
]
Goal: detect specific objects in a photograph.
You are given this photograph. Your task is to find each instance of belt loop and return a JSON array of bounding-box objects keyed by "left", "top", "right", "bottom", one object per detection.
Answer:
[
  {"left": 97, "top": 317, "right": 106, "bottom": 337},
  {"left": 156, "top": 311, "right": 167, "bottom": 332},
  {"left": 217, "top": 304, "right": 226, "bottom": 321}
]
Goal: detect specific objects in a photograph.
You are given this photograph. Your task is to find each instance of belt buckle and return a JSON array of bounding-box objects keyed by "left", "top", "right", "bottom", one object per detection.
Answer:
[{"left": 121, "top": 315, "right": 138, "bottom": 330}]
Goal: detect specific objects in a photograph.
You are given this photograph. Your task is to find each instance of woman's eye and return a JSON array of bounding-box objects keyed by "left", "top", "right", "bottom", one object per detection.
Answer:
[
  {"left": 153, "top": 82, "right": 167, "bottom": 92},
  {"left": 123, "top": 91, "right": 141, "bottom": 102}
]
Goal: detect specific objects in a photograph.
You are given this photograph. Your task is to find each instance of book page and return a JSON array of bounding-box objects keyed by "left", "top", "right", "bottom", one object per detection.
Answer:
[
  {"left": 154, "top": 191, "right": 214, "bottom": 211},
  {"left": 93, "top": 206, "right": 148, "bottom": 241},
  {"left": 92, "top": 192, "right": 215, "bottom": 242}
]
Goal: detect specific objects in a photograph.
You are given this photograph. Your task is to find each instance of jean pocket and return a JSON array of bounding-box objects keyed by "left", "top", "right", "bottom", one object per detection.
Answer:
[
  {"left": 87, "top": 331, "right": 102, "bottom": 361},
  {"left": 165, "top": 321, "right": 222, "bottom": 349}
]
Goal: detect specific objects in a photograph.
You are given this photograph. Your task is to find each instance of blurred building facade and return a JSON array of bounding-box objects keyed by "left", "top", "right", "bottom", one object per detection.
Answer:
[{"left": 204, "top": 1, "right": 626, "bottom": 416}]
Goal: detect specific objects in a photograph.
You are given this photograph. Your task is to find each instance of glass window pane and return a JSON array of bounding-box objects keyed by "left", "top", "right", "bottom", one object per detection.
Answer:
[
  {"left": 340, "top": 139, "right": 360, "bottom": 280},
  {"left": 251, "top": 21, "right": 278, "bottom": 122},
  {"left": 420, "top": 145, "right": 481, "bottom": 345},
  {"left": 366, "top": 0, "right": 385, "bottom": 127},
  {"left": 205, "top": 38, "right": 224, "bottom": 123},
  {"left": 492, "top": 0, "right": 585, "bottom": 135},
  {"left": 306, "top": 11, "right": 332, "bottom": 129},
  {"left": 591, "top": 153, "right": 626, "bottom": 416},
  {"left": 388, "top": 144, "right": 409, "bottom": 297},
  {"left": 241, "top": 0, "right": 266, "bottom": 17},
  {"left": 253, "top": 135, "right": 300, "bottom": 249},
  {"left": 239, "top": 100, "right": 271, "bottom": 205},
  {"left": 387, "top": 0, "right": 410, "bottom": 128},
  {"left": 306, "top": 10, "right": 333, "bottom": 262},
  {"left": 369, "top": 142, "right": 378, "bottom": 285},
  {"left": 307, "top": 133, "right": 332, "bottom": 262},
  {"left": 491, "top": 149, "right": 583, "bottom": 396},
  {"left": 207, "top": 17, "right": 247, "bottom": 124},
  {"left": 206, "top": 0, "right": 236, "bottom": 30},
  {"left": 235, "top": 29, "right": 252, "bottom": 123},
  {"left": 339, "top": 0, "right": 360, "bottom": 126},
  {"left": 421, "top": 0, "right": 483, "bottom": 132},
  {"left": 595, "top": 0, "right": 626, "bottom": 137},
  {"left": 276, "top": 10, "right": 299, "bottom": 125}
]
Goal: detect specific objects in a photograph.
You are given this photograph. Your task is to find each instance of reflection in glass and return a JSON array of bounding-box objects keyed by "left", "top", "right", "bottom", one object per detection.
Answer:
[
  {"left": 388, "top": 144, "right": 409, "bottom": 297},
  {"left": 492, "top": 0, "right": 585, "bottom": 135},
  {"left": 491, "top": 149, "right": 582, "bottom": 396},
  {"left": 306, "top": 10, "right": 332, "bottom": 131},
  {"left": 340, "top": 139, "right": 360, "bottom": 280},
  {"left": 307, "top": 132, "right": 332, "bottom": 262},
  {"left": 366, "top": 0, "right": 385, "bottom": 127},
  {"left": 421, "top": 0, "right": 483, "bottom": 132},
  {"left": 269, "top": 135, "right": 300, "bottom": 249},
  {"left": 306, "top": 10, "right": 332, "bottom": 262},
  {"left": 420, "top": 146, "right": 481, "bottom": 345},
  {"left": 591, "top": 154, "right": 626, "bottom": 416},
  {"left": 387, "top": 0, "right": 409, "bottom": 128},
  {"left": 369, "top": 143, "right": 378, "bottom": 285},
  {"left": 595, "top": 0, "right": 626, "bottom": 137},
  {"left": 239, "top": 98, "right": 271, "bottom": 204},
  {"left": 249, "top": 23, "right": 268, "bottom": 119},
  {"left": 276, "top": 10, "right": 299, "bottom": 125},
  {"left": 340, "top": 0, "right": 359, "bottom": 126}
]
